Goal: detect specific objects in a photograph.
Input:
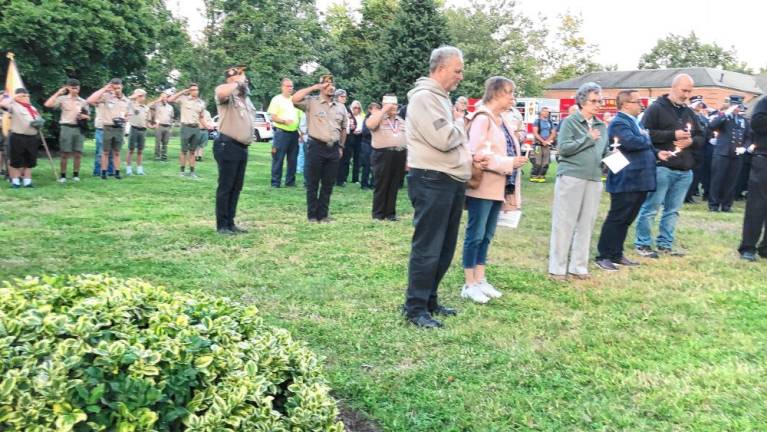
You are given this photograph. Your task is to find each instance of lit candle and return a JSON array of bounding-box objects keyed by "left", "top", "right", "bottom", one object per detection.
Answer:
[{"left": 686, "top": 123, "right": 692, "bottom": 132}]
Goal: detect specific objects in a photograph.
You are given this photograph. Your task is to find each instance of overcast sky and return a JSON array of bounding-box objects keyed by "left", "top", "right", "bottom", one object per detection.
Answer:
[{"left": 168, "top": 0, "right": 765, "bottom": 72}]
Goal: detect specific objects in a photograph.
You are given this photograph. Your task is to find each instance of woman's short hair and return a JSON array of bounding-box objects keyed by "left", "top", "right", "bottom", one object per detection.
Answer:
[
  {"left": 350, "top": 100, "right": 362, "bottom": 110},
  {"left": 482, "top": 76, "right": 515, "bottom": 105},
  {"left": 575, "top": 82, "right": 602, "bottom": 108}
]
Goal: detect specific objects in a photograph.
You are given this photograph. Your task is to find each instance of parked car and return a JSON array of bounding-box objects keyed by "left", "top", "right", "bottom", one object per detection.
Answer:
[{"left": 210, "top": 111, "right": 274, "bottom": 142}]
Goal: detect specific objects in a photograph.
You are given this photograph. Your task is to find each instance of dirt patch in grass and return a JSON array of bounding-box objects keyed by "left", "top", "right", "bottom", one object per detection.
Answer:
[{"left": 337, "top": 401, "right": 382, "bottom": 432}]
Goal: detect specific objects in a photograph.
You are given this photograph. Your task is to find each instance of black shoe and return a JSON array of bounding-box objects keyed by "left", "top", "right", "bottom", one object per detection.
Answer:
[
  {"left": 740, "top": 251, "right": 757, "bottom": 262},
  {"left": 430, "top": 305, "right": 458, "bottom": 317},
  {"left": 635, "top": 245, "right": 659, "bottom": 259},
  {"left": 613, "top": 256, "right": 640, "bottom": 266},
  {"left": 217, "top": 228, "right": 235, "bottom": 235},
  {"left": 658, "top": 247, "right": 685, "bottom": 257},
  {"left": 709, "top": 206, "right": 720, "bottom": 212},
  {"left": 336, "top": 182, "right": 346, "bottom": 187},
  {"left": 407, "top": 314, "right": 443, "bottom": 329},
  {"left": 114, "top": 174, "right": 122, "bottom": 180},
  {"left": 23, "top": 183, "right": 34, "bottom": 188},
  {"left": 307, "top": 218, "right": 319, "bottom": 223},
  {"left": 386, "top": 215, "right": 400, "bottom": 222},
  {"left": 596, "top": 258, "right": 619, "bottom": 271},
  {"left": 101, "top": 174, "right": 107, "bottom": 180},
  {"left": 231, "top": 225, "right": 248, "bottom": 234},
  {"left": 285, "top": 183, "right": 296, "bottom": 188},
  {"left": 721, "top": 207, "right": 732, "bottom": 213},
  {"left": 684, "top": 197, "right": 696, "bottom": 204}
]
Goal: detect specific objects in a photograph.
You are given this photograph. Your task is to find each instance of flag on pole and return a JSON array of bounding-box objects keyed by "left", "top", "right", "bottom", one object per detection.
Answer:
[{"left": 3, "top": 52, "right": 26, "bottom": 137}]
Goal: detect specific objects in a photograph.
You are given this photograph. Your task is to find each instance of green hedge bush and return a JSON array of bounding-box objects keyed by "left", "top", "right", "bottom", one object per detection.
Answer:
[{"left": 0, "top": 274, "right": 344, "bottom": 432}]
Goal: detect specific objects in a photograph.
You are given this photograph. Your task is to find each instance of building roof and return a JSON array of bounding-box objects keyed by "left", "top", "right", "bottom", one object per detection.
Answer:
[{"left": 547, "top": 67, "right": 764, "bottom": 95}]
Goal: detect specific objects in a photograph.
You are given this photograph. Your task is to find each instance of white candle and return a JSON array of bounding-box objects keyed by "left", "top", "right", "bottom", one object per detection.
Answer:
[{"left": 686, "top": 123, "right": 692, "bottom": 132}]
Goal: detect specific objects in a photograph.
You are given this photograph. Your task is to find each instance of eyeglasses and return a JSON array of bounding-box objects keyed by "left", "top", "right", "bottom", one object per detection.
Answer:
[
  {"left": 587, "top": 99, "right": 604, "bottom": 105},
  {"left": 626, "top": 100, "right": 642, "bottom": 104}
]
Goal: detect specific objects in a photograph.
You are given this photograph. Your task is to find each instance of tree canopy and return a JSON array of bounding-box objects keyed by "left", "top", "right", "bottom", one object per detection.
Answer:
[{"left": 638, "top": 32, "right": 752, "bottom": 74}]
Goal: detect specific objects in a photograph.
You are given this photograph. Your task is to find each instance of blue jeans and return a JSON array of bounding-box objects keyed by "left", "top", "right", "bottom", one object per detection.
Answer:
[
  {"left": 635, "top": 167, "right": 693, "bottom": 249},
  {"left": 463, "top": 197, "right": 502, "bottom": 268},
  {"left": 92, "top": 129, "right": 114, "bottom": 175},
  {"left": 271, "top": 129, "right": 299, "bottom": 187},
  {"left": 297, "top": 140, "right": 305, "bottom": 174}
]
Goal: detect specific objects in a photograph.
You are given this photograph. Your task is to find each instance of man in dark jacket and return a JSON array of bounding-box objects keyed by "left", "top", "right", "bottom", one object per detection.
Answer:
[
  {"left": 708, "top": 95, "right": 751, "bottom": 212},
  {"left": 596, "top": 90, "right": 672, "bottom": 270},
  {"left": 738, "top": 96, "right": 767, "bottom": 261},
  {"left": 685, "top": 95, "right": 709, "bottom": 203},
  {"left": 634, "top": 74, "right": 705, "bottom": 257}
]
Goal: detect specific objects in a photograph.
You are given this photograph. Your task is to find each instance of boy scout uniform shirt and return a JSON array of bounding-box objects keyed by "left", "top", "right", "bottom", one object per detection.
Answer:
[
  {"left": 94, "top": 103, "right": 105, "bottom": 128},
  {"left": 97, "top": 92, "right": 130, "bottom": 127},
  {"left": 53, "top": 95, "right": 89, "bottom": 125},
  {"left": 216, "top": 90, "right": 255, "bottom": 145},
  {"left": 200, "top": 110, "right": 213, "bottom": 129},
  {"left": 370, "top": 115, "right": 407, "bottom": 149},
  {"left": 8, "top": 101, "right": 40, "bottom": 136},
  {"left": 129, "top": 102, "right": 149, "bottom": 128},
  {"left": 177, "top": 95, "right": 206, "bottom": 125},
  {"left": 294, "top": 95, "right": 347, "bottom": 146},
  {"left": 151, "top": 102, "right": 174, "bottom": 125}
]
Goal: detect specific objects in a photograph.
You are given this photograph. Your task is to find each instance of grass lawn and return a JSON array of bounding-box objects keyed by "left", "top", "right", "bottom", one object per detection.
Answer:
[{"left": 1, "top": 136, "right": 765, "bottom": 431}]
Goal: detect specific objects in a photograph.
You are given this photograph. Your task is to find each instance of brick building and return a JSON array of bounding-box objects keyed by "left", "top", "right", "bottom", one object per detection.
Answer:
[{"left": 545, "top": 67, "right": 764, "bottom": 110}]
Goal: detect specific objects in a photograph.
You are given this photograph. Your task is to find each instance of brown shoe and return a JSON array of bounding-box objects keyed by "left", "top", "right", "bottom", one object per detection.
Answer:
[
  {"left": 549, "top": 274, "right": 568, "bottom": 282},
  {"left": 568, "top": 273, "right": 591, "bottom": 280}
]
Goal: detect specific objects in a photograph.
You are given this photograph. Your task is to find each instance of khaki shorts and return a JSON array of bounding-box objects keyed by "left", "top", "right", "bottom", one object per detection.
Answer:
[
  {"left": 180, "top": 126, "right": 201, "bottom": 153},
  {"left": 102, "top": 125, "right": 125, "bottom": 151},
  {"left": 59, "top": 125, "right": 84, "bottom": 153}
]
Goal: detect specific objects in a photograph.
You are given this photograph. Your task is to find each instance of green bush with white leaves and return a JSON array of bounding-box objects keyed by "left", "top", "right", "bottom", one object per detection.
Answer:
[{"left": 0, "top": 274, "right": 344, "bottom": 432}]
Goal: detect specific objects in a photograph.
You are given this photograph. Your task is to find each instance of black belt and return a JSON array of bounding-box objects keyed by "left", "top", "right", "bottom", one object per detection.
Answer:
[
  {"left": 217, "top": 132, "right": 249, "bottom": 148},
  {"left": 309, "top": 137, "right": 338, "bottom": 147},
  {"left": 182, "top": 123, "right": 198, "bottom": 128},
  {"left": 375, "top": 146, "right": 406, "bottom": 152},
  {"left": 158, "top": 123, "right": 171, "bottom": 127},
  {"left": 61, "top": 124, "right": 79, "bottom": 128},
  {"left": 104, "top": 125, "right": 122, "bottom": 129},
  {"left": 132, "top": 126, "right": 146, "bottom": 131}
]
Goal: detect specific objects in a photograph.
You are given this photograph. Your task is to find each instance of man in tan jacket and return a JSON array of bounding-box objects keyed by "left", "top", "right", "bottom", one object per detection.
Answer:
[{"left": 403, "top": 46, "right": 479, "bottom": 329}]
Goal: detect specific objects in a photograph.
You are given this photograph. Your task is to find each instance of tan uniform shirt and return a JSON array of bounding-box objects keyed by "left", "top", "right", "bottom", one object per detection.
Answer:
[
  {"left": 216, "top": 87, "right": 255, "bottom": 145},
  {"left": 177, "top": 95, "right": 205, "bottom": 125},
  {"left": 294, "top": 95, "right": 348, "bottom": 145},
  {"left": 54, "top": 95, "right": 89, "bottom": 125},
  {"left": 8, "top": 101, "right": 40, "bottom": 136},
  {"left": 94, "top": 103, "right": 105, "bottom": 129},
  {"left": 200, "top": 109, "right": 212, "bottom": 129},
  {"left": 150, "top": 101, "right": 174, "bottom": 125},
  {"left": 129, "top": 102, "right": 149, "bottom": 128},
  {"left": 97, "top": 92, "right": 130, "bottom": 127},
  {"left": 370, "top": 115, "right": 407, "bottom": 149}
]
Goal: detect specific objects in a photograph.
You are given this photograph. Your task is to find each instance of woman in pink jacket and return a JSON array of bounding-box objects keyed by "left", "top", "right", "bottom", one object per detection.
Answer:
[{"left": 461, "top": 77, "right": 529, "bottom": 303}]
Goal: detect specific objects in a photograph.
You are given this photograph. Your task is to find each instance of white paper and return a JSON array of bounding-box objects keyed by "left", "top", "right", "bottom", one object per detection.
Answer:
[
  {"left": 497, "top": 210, "right": 522, "bottom": 229},
  {"left": 602, "top": 151, "right": 630, "bottom": 174}
]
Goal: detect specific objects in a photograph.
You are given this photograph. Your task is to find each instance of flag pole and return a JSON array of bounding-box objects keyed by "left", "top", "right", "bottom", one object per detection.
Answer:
[{"left": 38, "top": 130, "right": 58, "bottom": 180}]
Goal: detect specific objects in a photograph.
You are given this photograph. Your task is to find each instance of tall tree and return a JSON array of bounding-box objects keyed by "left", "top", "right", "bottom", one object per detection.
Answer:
[
  {"left": 544, "top": 13, "right": 607, "bottom": 84},
  {"left": 445, "top": 0, "right": 547, "bottom": 98},
  {"left": 374, "top": 0, "right": 450, "bottom": 101},
  {"left": 638, "top": 32, "right": 753, "bottom": 74},
  {"left": 203, "top": 0, "right": 328, "bottom": 109}
]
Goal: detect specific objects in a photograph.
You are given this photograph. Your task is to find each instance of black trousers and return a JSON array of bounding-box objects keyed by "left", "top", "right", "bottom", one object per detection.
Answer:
[
  {"left": 596, "top": 191, "right": 648, "bottom": 261},
  {"left": 709, "top": 155, "right": 743, "bottom": 210},
  {"left": 687, "top": 156, "right": 705, "bottom": 200},
  {"left": 305, "top": 138, "right": 340, "bottom": 220},
  {"left": 213, "top": 134, "right": 248, "bottom": 230},
  {"left": 405, "top": 168, "right": 466, "bottom": 318},
  {"left": 359, "top": 140, "right": 373, "bottom": 188},
  {"left": 337, "top": 133, "right": 361, "bottom": 184},
  {"left": 371, "top": 148, "right": 407, "bottom": 219},
  {"left": 701, "top": 143, "right": 714, "bottom": 198},
  {"left": 739, "top": 155, "right": 767, "bottom": 256}
]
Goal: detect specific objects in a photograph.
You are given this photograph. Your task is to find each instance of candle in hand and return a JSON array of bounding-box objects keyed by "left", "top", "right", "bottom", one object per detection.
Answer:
[{"left": 686, "top": 123, "right": 692, "bottom": 132}]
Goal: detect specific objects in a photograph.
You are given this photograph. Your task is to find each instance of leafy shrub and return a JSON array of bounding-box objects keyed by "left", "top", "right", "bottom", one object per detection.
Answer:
[{"left": 0, "top": 274, "right": 344, "bottom": 432}]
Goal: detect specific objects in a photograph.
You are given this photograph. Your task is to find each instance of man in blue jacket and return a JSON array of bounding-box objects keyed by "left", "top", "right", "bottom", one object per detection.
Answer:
[
  {"left": 596, "top": 90, "right": 671, "bottom": 271},
  {"left": 708, "top": 95, "right": 751, "bottom": 212}
]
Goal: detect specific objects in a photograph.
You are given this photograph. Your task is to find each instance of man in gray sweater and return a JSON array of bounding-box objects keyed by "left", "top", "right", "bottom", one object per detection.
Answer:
[{"left": 403, "top": 46, "right": 477, "bottom": 329}]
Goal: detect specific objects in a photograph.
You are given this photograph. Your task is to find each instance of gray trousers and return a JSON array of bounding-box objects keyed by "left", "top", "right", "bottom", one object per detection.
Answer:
[
  {"left": 548, "top": 175, "right": 603, "bottom": 275},
  {"left": 155, "top": 125, "right": 171, "bottom": 160}
]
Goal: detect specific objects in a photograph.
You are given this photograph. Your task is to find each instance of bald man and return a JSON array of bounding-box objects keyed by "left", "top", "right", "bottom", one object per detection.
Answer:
[{"left": 634, "top": 74, "right": 704, "bottom": 258}]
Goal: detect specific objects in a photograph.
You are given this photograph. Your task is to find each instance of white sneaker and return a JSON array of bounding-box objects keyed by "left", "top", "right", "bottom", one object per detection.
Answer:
[
  {"left": 460, "top": 284, "right": 490, "bottom": 304},
  {"left": 72, "top": 176, "right": 80, "bottom": 182},
  {"left": 478, "top": 279, "right": 502, "bottom": 298},
  {"left": 189, "top": 172, "right": 200, "bottom": 180},
  {"left": 136, "top": 166, "right": 145, "bottom": 175},
  {"left": 57, "top": 177, "right": 67, "bottom": 184},
  {"left": 180, "top": 172, "right": 187, "bottom": 177},
  {"left": 126, "top": 166, "right": 133, "bottom": 176}
]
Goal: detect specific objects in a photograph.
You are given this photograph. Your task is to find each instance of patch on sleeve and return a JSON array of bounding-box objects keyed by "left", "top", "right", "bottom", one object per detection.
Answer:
[{"left": 433, "top": 118, "right": 448, "bottom": 130}]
